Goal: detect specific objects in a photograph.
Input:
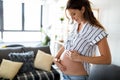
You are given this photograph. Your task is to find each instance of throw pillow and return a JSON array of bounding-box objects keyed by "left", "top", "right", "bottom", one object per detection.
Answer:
[
  {"left": 0, "top": 59, "right": 23, "bottom": 80},
  {"left": 34, "top": 50, "right": 53, "bottom": 71},
  {"left": 8, "top": 51, "right": 35, "bottom": 73}
]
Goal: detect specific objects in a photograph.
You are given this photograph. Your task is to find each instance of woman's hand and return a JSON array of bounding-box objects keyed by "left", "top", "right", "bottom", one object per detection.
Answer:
[
  {"left": 53, "top": 58, "right": 66, "bottom": 71},
  {"left": 66, "top": 50, "right": 81, "bottom": 62}
]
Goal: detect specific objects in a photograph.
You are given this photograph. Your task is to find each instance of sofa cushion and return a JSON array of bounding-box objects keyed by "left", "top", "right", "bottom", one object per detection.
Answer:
[
  {"left": 34, "top": 50, "right": 54, "bottom": 72},
  {"left": 0, "top": 59, "right": 23, "bottom": 80},
  {"left": 88, "top": 64, "right": 120, "bottom": 80},
  {"left": 22, "top": 46, "right": 51, "bottom": 56},
  {"left": 8, "top": 51, "right": 35, "bottom": 73},
  {"left": 0, "top": 48, "right": 23, "bottom": 63}
]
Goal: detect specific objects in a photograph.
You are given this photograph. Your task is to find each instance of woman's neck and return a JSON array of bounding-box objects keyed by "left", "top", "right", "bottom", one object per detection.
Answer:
[{"left": 77, "top": 20, "right": 87, "bottom": 32}]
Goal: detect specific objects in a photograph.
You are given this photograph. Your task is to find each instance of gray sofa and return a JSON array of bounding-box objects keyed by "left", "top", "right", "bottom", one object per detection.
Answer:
[
  {"left": 88, "top": 64, "right": 120, "bottom": 80},
  {"left": 0, "top": 46, "right": 60, "bottom": 80}
]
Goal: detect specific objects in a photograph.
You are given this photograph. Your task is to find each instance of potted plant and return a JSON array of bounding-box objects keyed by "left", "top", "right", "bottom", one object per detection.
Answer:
[{"left": 40, "top": 28, "right": 51, "bottom": 46}]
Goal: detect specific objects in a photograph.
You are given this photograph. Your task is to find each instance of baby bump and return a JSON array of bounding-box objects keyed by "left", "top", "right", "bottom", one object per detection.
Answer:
[
  {"left": 60, "top": 51, "right": 83, "bottom": 70},
  {"left": 60, "top": 50, "right": 82, "bottom": 66},
  {"left": 60, "top": 50, "right": 72, "bottom": 65},
  {"left": 60, "top": 50, "right": 87, "bottom": 75}
]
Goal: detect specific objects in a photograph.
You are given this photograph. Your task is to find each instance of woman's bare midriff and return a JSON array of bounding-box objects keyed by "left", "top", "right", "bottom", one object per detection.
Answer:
[{"left": 60, "top": 50, "right": 88, "bottom": 76}]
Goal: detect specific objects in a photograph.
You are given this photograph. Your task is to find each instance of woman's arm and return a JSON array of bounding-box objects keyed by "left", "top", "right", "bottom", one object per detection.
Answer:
[
  {"left": 66, "top": 37, "right": 111, "bottom": 64},
  {"left": 53, "top": 46, "right": 66, "bottom": 71}
]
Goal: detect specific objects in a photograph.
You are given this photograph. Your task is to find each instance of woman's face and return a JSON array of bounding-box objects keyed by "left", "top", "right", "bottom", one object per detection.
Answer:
[{"left": 68, "top": 8, "right": 85, "bottom": 24}]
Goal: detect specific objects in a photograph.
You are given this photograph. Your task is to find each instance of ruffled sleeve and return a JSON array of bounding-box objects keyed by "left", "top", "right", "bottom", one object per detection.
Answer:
[{"left": 90, "top": 29, "right": 108, "bottom": 45}]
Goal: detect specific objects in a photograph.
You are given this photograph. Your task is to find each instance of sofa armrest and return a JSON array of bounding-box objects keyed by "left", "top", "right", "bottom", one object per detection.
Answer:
[{"left": 88, "top": 64, "right": 120, "bottom": 80}]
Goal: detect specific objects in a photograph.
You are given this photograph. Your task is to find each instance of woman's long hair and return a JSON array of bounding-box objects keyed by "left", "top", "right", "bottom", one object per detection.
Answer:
[{"left": 65, "top": 0, "right": 104, "bottom": 29}]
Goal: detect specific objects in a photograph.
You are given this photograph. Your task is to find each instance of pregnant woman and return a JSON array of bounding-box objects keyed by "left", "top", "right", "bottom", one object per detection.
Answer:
[{"left": 54, "top": 0, "right": 111, "bottom": 80}]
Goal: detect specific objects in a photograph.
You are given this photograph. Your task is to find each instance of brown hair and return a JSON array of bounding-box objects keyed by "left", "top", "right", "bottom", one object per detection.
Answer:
[{"left": 65, "top": 0, "right": 104, "bottom": 29}]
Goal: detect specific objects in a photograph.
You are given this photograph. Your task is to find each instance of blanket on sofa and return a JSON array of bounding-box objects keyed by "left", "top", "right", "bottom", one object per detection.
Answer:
[{"left": 15, "top": 69, "right": 60, "bottom": 80}]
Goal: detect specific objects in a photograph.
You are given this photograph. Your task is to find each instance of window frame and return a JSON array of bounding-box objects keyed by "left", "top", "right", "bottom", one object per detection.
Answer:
[{"left": 0, "top": 0, "right": 43, "bottom": 42}]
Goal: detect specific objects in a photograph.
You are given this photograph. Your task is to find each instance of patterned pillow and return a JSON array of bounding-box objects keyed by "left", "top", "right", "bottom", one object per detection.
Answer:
[{"left": 8, "top": 51, "right": 35, "bottom": 73}]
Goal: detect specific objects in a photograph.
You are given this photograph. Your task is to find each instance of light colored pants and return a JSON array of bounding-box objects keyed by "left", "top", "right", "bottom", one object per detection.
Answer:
[{"left": 62, "top": 74, "right": 88, "bottom": 80}]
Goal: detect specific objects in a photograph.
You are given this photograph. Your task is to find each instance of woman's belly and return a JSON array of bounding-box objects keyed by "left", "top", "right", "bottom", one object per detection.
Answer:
[{"left": 60, "top": 50, "right": 88, "bottom": 75}]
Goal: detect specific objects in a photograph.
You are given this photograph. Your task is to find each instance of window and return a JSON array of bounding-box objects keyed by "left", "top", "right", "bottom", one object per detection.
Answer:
[{"left": 0, "top": 0, "right": 44, "bottom": 42}]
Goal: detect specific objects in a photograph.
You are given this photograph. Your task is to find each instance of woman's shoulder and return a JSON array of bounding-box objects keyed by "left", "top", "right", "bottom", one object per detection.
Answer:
[
  {"left": 87, "top": 23, "right": 104, "bottom": 32},
  {"left": 83, "top": 23, "right": 107, "bottom": 38}
]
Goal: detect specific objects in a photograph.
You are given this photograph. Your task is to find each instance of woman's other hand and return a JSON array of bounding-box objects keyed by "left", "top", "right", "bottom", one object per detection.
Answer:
[{"left": 66, "top": 50, "right": 81, "bottom": 62}]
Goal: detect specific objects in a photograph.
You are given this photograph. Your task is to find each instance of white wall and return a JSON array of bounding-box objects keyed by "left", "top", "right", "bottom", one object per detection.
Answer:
[{"left": 91, "top": 0, "right": 120, "bottom": 65}]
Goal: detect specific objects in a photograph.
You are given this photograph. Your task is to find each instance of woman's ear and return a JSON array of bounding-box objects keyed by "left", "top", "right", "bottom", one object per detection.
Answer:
[{"left": 81, "top": 6, "right": 85, "bottom": 14}]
